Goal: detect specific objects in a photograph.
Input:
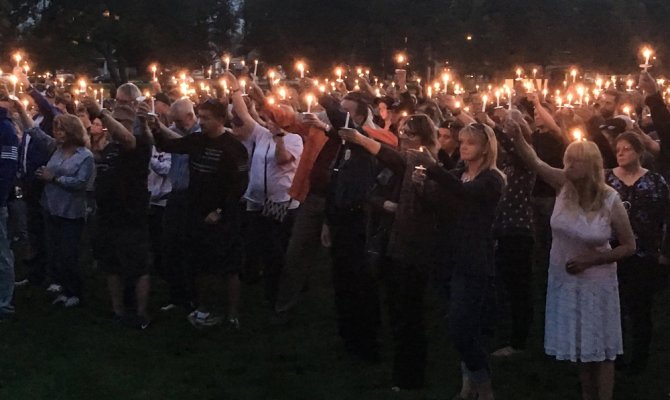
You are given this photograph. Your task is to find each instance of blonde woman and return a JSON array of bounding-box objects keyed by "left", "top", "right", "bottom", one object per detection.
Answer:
[
  {"left": 31, "top": 114, "right": 94, "bottom": 307},
  {"left": 414, "top": 122, "right": 505, "bottom": 400},
  {"left": 505, "top": 119, "right": 635, "bottom": 400}
]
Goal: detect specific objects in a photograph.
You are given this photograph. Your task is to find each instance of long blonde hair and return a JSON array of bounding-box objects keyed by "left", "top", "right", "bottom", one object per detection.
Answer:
[
  {"left": 561, "top": 140, "right": 612, "bottom": 212},
  {"left": 460, "top": 123, "right": 506, "bottom": 182}
]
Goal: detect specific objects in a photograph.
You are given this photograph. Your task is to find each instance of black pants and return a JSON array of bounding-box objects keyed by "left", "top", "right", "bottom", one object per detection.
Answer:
[
  {"left": 243, "top": 209, "right": 296, "bottom": 304},
  {"left": 449, "top": 273, "right": 495, "bottom": 384},
  {"left": 329, "top": 209, "right": 380, "bottom": 359},
  {"left": 44, "top": 214, "right": 85, "bottom": 298},
  {"left": 495, "top": 235, "right": 534, "bottom": 349},
  {"left": 161, "top": 191, "right": 193, "bottom": 306},
  {"left": 618, "top": 255, "right": 658, "bottom": 367},
  {"left": 25, "top": 193, "right": 48, "bottom": 285},
  {"left": 148, "top": 205, "right": 165, "bottom": 273},
  {"left": 385, "top": 259, "right": 428, "bottom": 389}
]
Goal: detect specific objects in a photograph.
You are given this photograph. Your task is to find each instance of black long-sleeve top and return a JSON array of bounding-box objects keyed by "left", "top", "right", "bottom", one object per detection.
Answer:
[
  {"left": 646, "top": 92, "right": 670, "bottom": 180},
  {"left": 155, "top": 131, "right": 249, "bottom": 221},
  {"left": 493, "top": 129, "right": 536, "bottom": 237},
  {"left": 375, "top": 145, "right": 442, "bottom": 265},
  {"left": 426, "top": 165, "right": 505, "bottom": 277}
]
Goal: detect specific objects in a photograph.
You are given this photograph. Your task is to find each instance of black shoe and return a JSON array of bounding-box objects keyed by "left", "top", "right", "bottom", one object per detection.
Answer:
[{"left": 121, "top": 314, "right": 151, "bottom": 330}]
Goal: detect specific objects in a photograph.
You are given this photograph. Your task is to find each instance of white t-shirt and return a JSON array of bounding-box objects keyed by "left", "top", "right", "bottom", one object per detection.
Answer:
[{"left": 243, "top": 123, "right": 303, "bottom": 208}]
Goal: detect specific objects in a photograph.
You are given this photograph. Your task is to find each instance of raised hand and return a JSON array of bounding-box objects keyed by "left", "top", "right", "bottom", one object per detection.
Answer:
[{"left": 639, "top": 71, "right": 659, "bottom": 95}]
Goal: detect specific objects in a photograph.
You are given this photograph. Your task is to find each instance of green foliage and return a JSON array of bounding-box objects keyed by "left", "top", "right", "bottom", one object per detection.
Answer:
[
  {"left": 9, "top": 0, "right": 235, "bottom": 85},
  {"left": 5, "top": 0, "right": 670, "bottom": 80}
]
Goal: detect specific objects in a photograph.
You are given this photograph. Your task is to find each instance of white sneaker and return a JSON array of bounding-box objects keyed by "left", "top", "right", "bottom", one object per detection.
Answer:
[
  {"left": 15, "top": 279, "right": 29, "bottom": 287},
  {"left": 52, "top": 295, "right": 67, "bottom": 305},
  {"left": 187, "top": 311, "right": 222, "bottom": 328},
  {"left": 64, "top": 297, "right": 80, "bottom": 308},
  {"left": 46, "top": 284, "right": 63, "bottom": 293}
]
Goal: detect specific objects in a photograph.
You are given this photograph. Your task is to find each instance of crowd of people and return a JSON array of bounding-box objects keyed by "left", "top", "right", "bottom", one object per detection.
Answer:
[{"left": 1, "top": 60, "right": 669, "bottom": 400}]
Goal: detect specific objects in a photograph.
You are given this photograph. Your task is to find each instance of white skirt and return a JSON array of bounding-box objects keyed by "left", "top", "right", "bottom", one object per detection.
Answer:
[{"left": 544, "top": 266, "right": 623, "bottom": 362}]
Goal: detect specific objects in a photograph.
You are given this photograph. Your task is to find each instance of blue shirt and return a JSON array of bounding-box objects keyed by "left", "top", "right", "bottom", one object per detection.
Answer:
[
  {"left": 167, "top": 123, "right": 201, "bottom": 191},
  {"left": 42, "top": 146, "right": 95, "bottom": 219}
]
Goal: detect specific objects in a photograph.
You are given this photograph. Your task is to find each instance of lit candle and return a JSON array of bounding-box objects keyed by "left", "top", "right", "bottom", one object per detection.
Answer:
[
  {"left": 100, "top": 88, "right": 104, "bottom": 108},
  {"left": 253, "top": 59, "right": 259, "bottom": 77},
  {"left": 627, "top": 79, "right": 634, "bottom": 91},
  {"left": 577, "top": 86, "right": 584, "bottom": 105},
  {"left": 267, "top": 96, "right": 276, "bottom": 106},
  {"left": 567, "top": 93, "right": 573, "bottom": 106},
  {"left": 151, "top": 64, "right": 157, "bottom": 81},
  {"left": 482, "top": 94, "right": 488, "bottom": 112},
  {"left": 239, "top": 78, "right": 247, "bottom": 95},
  {"left": 208, "top": 68, "right": 212, "bottom": 80},
  {"left": 495, "top": 89, "right": 501, "bottom": 107},
  {"left": 13, "top": 52, "right": 21, "bottom": 68},
  {"left": 532, "top": 68, "right": 538, "bottom": 79},
  {"left": 556, "top": 96, "right": 563, "bottom": 108},
  {"left": 335, "top": 67, "right": 343, "bottom": 81},
  {"left": 279, "top": 87, "right": 286, "bottom": 100},
  {"left": 224, "top": 56, "right": 230, "bottom": 71},
  {"left": 542, "top": 88, "right": 548, "bottom": 102},
  {"left": 596, "top": 78, "right": 603, "bottom": 90},
  {"left": 9, "top": 75, "right": 17, "bottom": 96},
  {"left": 306, "top": 93, "right": 314, "bottom": 113},
  {"left": 58, "top": 77, "right": 64, "bottom": 88},
  {"left": 23, "top": 63, "right": 30, "bottom": 74},
  {"left": 623, "top": 105, "right": 631, "bottom": 117},
  {"left": 584, "top": 95, "right": 590, "bottom": 107},
  {"left": 396, "top": 53, "right": 406, "bottom": 67},
  {"left": 79, "top": 79, "right": 87, "bottom": 95},
  {"left": 642, "top": 47, "right": 653, "bottom": 71},
  {"left": 572, "top": 128, "right": 583, "bottom": 142},
  {"left": 427, "top": 86, "right": 432, "bottom": 98},
  {"left": 441, "top": 73, "right": 450, "bottom": 93},
  {"left": 296, "top": 61, "right": 305, "bottom": 79},
  {"left": 516, "top": 68, "right": 522, "bottom": 80},
  {"left": 570, "top": 68, "right": 577, "bottom": 83}
]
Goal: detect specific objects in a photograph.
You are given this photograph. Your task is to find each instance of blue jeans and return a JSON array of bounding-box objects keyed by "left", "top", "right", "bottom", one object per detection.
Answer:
[{"left": 0, "top": 207, "right": 15, "bottom": 315}]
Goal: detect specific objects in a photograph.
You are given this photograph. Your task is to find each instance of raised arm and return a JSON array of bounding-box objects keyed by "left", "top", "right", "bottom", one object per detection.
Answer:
[
  {"left": 529, "top": 93, "right": 565, "bottom": 144},
  {"left": 223, "top": 71, "right": 257, "bottom": 140},
  {"left": 12, "top": 98, "right": 35, "bottom": 131},
  {"left": 338, "top": 127, "right": 406, "bottom": 176},
  {"left": 505, "top": 120, "right": 566, "bottom": 190},
  {"left": 82, "top": 98, "right": 136, "bottom": 150}
]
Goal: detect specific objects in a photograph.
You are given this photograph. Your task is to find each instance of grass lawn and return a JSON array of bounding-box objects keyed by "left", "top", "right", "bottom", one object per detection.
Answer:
[{"left": 1, "top": 246, "right": 668, "bottom": 400}]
